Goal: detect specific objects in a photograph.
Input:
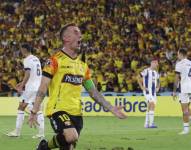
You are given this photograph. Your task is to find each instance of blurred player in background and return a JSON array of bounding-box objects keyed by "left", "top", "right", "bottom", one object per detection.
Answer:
[
  {"left": 173, "top": 48, "right": 191, "bottom": 135},
  {"left": 137, "top": 59, "right": 160, "bottom": 128},
  {"left": 28, "top": 23, "right": 126, "bottom": 150},
  {"left": 7, "top": 43, "right": 44, "bottom": 138}
]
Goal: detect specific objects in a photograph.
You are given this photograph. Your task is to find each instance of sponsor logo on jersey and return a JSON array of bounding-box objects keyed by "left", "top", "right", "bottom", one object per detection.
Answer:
[{"left": 62, "top": 74, "right": 83, "bottom": 85}]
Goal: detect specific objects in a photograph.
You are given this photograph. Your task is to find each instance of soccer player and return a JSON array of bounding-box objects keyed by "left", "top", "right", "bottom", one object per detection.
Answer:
[
  {"left": 173, "top": 48, "right": 191, "bottom": 134},
  {"left": 7, "top": 43, "right": 44, "bottom": 139},
  {"left": 28, "top": 23, "right": 126, "bottom": 150},
  {"left": 137, "top": 59, "right": 160, "bottom": 128}
]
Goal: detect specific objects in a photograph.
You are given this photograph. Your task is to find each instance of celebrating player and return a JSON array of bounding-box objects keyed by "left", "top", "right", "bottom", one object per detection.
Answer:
[
  {"left": 173, "top": 48, "right": 191, "bottom": 134},
  {"left": 28, "top": 23, "right": 126, "bottom": 150},
  {"left": 7, "top": 43, "right": 44, "bottom": 139},
  {"left": 137, "top": 58, "right": 160, "bottom": 128}
]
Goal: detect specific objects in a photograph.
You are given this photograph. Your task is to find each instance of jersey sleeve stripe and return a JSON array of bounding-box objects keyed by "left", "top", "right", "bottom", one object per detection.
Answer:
[
  {"left": 24, "top": 68, "right": 31, "bottom": 70},
  {"left": 42, "top": 71, "right": 53, "bottom": 79},
  {"left": 84, "top": 68, "right": 91, "bottom": 80},
  {"left": 50, "top": 56, "right": 58, "bottom": 74},
  {"left": 175, "top": 71, "right": 180, "bottom": 74}
]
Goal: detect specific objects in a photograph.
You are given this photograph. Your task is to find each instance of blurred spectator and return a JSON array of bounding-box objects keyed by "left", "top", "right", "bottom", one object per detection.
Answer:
[{"left": 1, "top": 0, "right": 191, "bottom": 94}]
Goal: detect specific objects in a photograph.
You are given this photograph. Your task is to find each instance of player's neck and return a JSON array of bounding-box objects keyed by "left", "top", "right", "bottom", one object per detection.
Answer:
[
  {"left": 179, "top": 57, "right": 186, "bottom": 61},
  {"left": 182, "top": 57, "right": 186, "bottom": 60},
  {"left": 62, "top": 46, "right": 77, "bottom": 59},
  {"left": 150, "top": 67, "right": 155, "bottom": 70},
  {"left": 24, "top": 53, "right": 31, "bottom": 58}
]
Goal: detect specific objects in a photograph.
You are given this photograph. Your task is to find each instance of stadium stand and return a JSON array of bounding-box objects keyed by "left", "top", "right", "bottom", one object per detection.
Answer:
[{"left": 1, "top": 0, "right": 191, "bottom": 95}]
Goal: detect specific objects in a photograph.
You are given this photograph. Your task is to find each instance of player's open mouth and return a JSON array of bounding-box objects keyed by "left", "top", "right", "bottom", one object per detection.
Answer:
[
  {"left": 77, "top": 41, "right": 82, "bottom": 47},
  {"left": 78, "top": 40, "right": 81, "bottom": 45}
]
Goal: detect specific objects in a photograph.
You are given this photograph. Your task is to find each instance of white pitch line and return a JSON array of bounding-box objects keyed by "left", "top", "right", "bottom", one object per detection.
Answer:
[{"left": 0, "top": 127, "right": 182, "bottom": 137}]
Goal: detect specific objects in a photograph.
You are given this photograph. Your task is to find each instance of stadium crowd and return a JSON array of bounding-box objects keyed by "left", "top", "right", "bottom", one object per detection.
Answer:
[{"left": 1, "top": 0, "right": 191, "bottom": 96}]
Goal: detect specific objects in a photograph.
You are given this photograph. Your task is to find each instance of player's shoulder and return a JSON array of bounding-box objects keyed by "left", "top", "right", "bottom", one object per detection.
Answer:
[
  {"left": 28, "top": 55, "right": 40, "bottom": 62},
  {"left": 24, "top": 54, "right": 32, "bottom": 62},
  {"left": 185, "top": 58, "right": 191, "bottom": 64},
  {"left": 176, "top": 60, "right": 182, "bottom": 66},
  {"left": 176, "top": 59, "right": 191, "bottom": 67},
  {"left": 50, "top": 48, "right": 65, "bottom": 58},
  {"left": 142, "top": 67, "right": 149, "bottom": 72},
  {"left": 32, "top": 54, "right": 40, "bottom": 60}
]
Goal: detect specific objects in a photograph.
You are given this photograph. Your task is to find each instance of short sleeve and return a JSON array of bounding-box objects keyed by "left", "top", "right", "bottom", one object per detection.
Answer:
[
  {"left": 23, "top": 58, "right": 31, "bottom": 71},
  {"left": 84, "top": 64, "right": 91, "bottom": 81},
  {"left": 140, "top": 69, "right": 147, "bottom": 77},
  {"left": 175, "top": 63, "right": 181, "bottom": 74},
  {"left": 42, "top": 56, "right": 58, "bottom": 79}
]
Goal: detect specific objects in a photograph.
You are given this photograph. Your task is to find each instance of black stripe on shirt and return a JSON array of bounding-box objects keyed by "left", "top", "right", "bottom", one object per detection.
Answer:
[
  {"left": 24, "top": 68, "right": 31, "bottom": 71},
  {"left": 175, "top": 71, "right": 180, "bottom": 74},
  {"left": 42, "top": 71, "right": 53, "bottom": 79}
]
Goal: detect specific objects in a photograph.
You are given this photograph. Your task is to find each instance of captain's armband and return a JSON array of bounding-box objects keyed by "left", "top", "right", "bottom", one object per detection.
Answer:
[{"left": 83, "top": 79, "right": 95, "bottom": 91}]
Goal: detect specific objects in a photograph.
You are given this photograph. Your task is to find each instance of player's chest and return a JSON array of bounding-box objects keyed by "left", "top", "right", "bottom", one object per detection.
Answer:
[
  {"left": 148, "top": 71, "right": 157, "bottom": 81},
  {"left": 57, "top": 59, "right": 85, "bottom": 75}
]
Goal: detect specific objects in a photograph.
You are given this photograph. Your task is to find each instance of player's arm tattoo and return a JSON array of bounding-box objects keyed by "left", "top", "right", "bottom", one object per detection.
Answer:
[
  {"left": 36, "top": 76, "right": 50, "bottom": 100},
  {"left": 36, "top": 91, "right": 46, "bottom": 99},
  {"left": 32, "top": 77, "right": 50, "bottom": 113},
  {"left": 88, "top": 88, "right": 113, "bottom": 111}
]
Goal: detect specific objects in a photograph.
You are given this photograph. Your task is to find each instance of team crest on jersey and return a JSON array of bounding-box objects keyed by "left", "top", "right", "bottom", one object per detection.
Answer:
[{"left": 62, "top": 74, "right": 83, "bottom": 85}]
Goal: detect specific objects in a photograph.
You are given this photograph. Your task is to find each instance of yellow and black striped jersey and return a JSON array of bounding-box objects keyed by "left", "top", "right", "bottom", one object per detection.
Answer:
[{"left": 43, "top": 50, "right": 91, "bottom": 116}]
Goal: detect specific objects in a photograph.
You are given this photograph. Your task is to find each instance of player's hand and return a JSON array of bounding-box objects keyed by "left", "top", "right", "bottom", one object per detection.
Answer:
[
  {"left": 28, "top": 112, "right": 39, "bottom": 128},
  {"left": 172, "top": 92, "right": 177, "bottom": 101},
  {"left": 111, "top": 106, "right": 127, "bottom": 119}
]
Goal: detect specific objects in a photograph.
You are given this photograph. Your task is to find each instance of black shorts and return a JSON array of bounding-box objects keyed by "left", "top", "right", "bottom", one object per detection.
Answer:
[{"left": 50, "top": 111, "right": 83, "bottom": 135}]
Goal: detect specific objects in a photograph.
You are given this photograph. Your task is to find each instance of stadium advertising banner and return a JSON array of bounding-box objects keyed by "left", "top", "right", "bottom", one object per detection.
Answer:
[
  {"left": 0, "top": 96, "right": 181, "bottom": 116},
  {"left": 81, "top": 96, "right": 182, "bottom": 116}
]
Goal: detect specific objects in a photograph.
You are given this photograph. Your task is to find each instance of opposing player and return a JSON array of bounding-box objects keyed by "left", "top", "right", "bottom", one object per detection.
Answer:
[
  {"left": 137, "top": 59, "right": 160, "bottom": 128},
  {"left": 173, "top": 48, "right": 191, "bottom": 134},
  {"left": 28, "top": 23, "right": 126, "bottom": 150},
  {"left": 7, "top": 43, "right": 44, "bottom": 138}
]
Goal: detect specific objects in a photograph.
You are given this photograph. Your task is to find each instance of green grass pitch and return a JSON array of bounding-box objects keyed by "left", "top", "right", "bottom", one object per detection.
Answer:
[{"left": 0, "top": 116, "right": 191, "bottom": 150}]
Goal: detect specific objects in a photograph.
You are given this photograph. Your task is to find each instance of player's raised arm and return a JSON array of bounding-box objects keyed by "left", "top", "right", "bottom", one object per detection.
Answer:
[{"left": 83, "top": 79, "right": 127, "bottom": 119}]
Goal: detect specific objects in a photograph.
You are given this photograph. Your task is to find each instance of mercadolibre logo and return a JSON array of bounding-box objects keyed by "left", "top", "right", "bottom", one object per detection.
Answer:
[{"left": 82, "top": 97, "right": 147, "bottom": 113}]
